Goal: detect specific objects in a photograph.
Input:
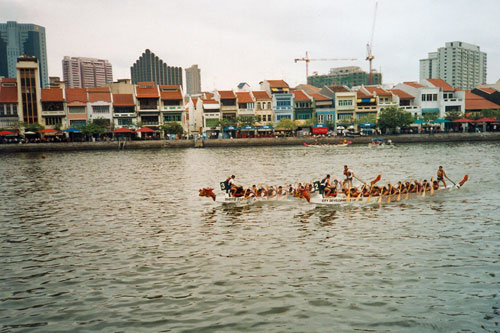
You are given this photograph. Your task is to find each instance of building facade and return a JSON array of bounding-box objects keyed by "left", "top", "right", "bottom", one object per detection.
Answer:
[
  {"left": 130, "top": 49, "right": 182, "bottom": 87},
  {"left": 185, "top": 64, "right": 201, "bottom": 95},
  {"left": 308, "top": 66, "right": 382, "bottom": 88},
  {"left": 0, "top": 21, "right": 49, "bottom": 88},
  {"left": 62, "top": 57, "right": 113, "bottom": 88},
  {"left": 419, "top": 41, "right": 487, "bottom": 90},
  {"left": 16, "top": 57, "right": 43, "bottom": 125}
]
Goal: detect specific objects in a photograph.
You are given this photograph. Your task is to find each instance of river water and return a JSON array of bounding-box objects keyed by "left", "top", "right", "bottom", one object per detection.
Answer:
[{"left": 0, "top": 142, "right": 499, "bottom": 332}]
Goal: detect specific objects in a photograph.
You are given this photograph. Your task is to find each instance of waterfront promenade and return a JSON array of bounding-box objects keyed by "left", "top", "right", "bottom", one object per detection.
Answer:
[{"left": 0, "top": 132, "right": 499, "bottom": 153}]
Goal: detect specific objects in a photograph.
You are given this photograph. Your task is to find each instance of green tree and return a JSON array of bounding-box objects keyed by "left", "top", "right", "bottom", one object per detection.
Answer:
[
  {"left": 22, "top": 122, "right": 45, "bottom": 133},
  {"left": 237, "top": 116, "right": 257, "bottom": 127},
  {"left": 276, "top": 118, "right": 298, "bottom": 131},
  {"left": 302, "top": 116, "right": 317, "bottom": 128},
  {"left": 481, "top": 109, "right": 500, "bottom": 119},
  {"left": 325, "top": 119, "right": 335, "bottom": 130},
  {"left": 216, "top": 118, "right": 237, "bottom": 128},
  {"left": 444, "top": 110, "right": 462, "bottom": 121},
  {"left": 54, "top": 122, "right": 62, "bottom": 131},
  {"left": 421, "top": 112, "right": 439, "bottom": 122},
  {"left": 377, "top": 107, "right": 413, "bottom": 133},
  {"left": 78, "top": 121, "right": 105, "bottom": 140},
  {"left": 358, "top": 113, "right": 377, "bottom": 125},
  {"left": 161, "top": 122, "right": 184, "bottom": 136}
]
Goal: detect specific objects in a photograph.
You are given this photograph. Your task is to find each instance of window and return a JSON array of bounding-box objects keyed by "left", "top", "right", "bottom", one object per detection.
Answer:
[
  {"left": 318, "top": 114, "right": 324, "bottom": 122},
  {"left": 277, "top": 99, "right": 291, "bottom": 107},
  {"left": 338, "top": 100, "right": 352, "bottom": 106},
  {"left": 164, "top": 114, "right": 181, "bottom": 122},
  {"left": 45, "top": 116, "right": 63, "bottom": 125},
  {"left": 93, "top": 105, "right": 109, "bottom": 113},
  {"left": 277, "top": 115, "right": 291, "bottom": 120},
  {"left": 118, "top": 118, "right": 132, "bottom": 126},
  {"left": 70, "top": 120, "right": 86, "bottom": 127},
  {"left": 69, "top": 106, "right": 85, "bottom": 114}
]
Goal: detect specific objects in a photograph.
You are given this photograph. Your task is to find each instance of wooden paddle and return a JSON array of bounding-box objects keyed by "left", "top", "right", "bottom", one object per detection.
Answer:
[
  {"left": 430, "top": 177, "right": 435, "bottom": 196},
  {"left": 356, "top": 184, "right": 366, "bottom": 202},
  {"left": 387, "top": 184, "right": 393, "bottom": 203}
]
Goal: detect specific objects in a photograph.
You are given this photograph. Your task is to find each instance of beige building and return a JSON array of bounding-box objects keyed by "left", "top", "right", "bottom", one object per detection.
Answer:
[
  {"left": 252, "top": 91, "right": 273, "bottom": 125},
  {"left": 17, "top": 56, "right": 43, "bottom": 126}
]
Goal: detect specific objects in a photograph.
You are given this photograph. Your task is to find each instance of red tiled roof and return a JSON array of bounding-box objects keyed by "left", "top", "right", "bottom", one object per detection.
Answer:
[
  {"left": 136, "top": 83, "right": 159, "bottom": 98},
  {"left": 236, "top": 92, "right": 253, "bottom": 103},
  {"left": 403, "top": 81, "right": 424, "bottom": 88},
  {"left": 113, "top": 94, "right": 135, "bottom": 106},
  {"left": 356, "top": 90, "right": 372, "bottom": 99},
  {"left": 465, "top": 91, "right": 500, "bottom": 110},
  {"left": 267, "top": 80, "right": 289, "bottom": 88},
  {"left": 328, "top": 85, "right": 350, "bottom": 93},
  {"left": 160, "top": 90, "right": 182, "bottom": 100},
  {"left": 41, "top": 88, "right": 64, "bottom": 102},
  {"left": 66, "top": 88, "right": 88, "bottom": 103},
  {"left": 252, "top": 91, "right": 271, "bottom": 100},
  {"left": 202, "top": 98, "right": 219, "bottom": 104},
  {"left": 426, "top": 78, "right": 454, "bottom": 91},
  {"left": 292, "top": 90, "right": 311, "bottom": 102},
  {"left": 478, "top": 87, "right": 496, "bottom": 94},
  {"left": 88, "top": 87, "right": 111, "bottom": 103},
  {"left": 365, "top": 86, "right": 391, "bottom": 96},
  {"left": 0, "top": 83, "right": 17, "bottom": 103},
  {"left": 389, "top": 89, "right": 414, "bottom": 99},
  {"left": 218, "top": 90, "right": 236, "bottom": 99},
  {"left": 310, "top": 93, "right": 331, "bottom": 101}
]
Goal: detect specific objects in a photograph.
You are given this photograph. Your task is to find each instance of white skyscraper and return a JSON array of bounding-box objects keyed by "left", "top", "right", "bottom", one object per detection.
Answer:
[{"left": 420, "top": 41, "right": 487, "bottom": 90}]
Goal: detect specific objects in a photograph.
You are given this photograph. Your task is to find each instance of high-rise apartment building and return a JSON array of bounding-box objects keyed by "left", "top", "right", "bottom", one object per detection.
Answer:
[
  {"left": 130, "top": 49, "right": 182, "bottom": 87},
  {"left": 420, "top": 41, "right": 487, "bottom": 90},
  {"left": 308, "top": 66, "right": 382, "bottom": 88},
  {"left": 185, "top": 64, "right": 201, "bottom": 95},
  {"left": 0, "top": 21, "right": 49, "bottom": 88},
  {"left": 62, "top": 56, "right": 113, "bottom": 88}
]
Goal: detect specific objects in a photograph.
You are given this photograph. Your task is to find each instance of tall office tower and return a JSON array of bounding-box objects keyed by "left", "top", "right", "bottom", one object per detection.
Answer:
[
  {"left": 130, "top": 49, "right": 182, "bottom": 87},
  {"left": 185, "top": 64, "right": 201, "bottom": 95},
  {"left": 62, "top": 56, "right": 113, "bottom": 88},
  {"left": 16, "top": 56, "right": 42, "bottom": 125},
  {"left": 308, "top": 66, "right": 382, "bottom": 88},
  {"left": 0, "top": 21, "right": 49, "bottom": 88},
  {"left": 420, "top": 41, "right": 487, "bottom": 90}
]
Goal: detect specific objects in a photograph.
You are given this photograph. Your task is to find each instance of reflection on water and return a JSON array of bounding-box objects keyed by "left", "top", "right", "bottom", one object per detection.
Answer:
[{"left": 1, "top": 143, "right": 500, "bottom": 332}]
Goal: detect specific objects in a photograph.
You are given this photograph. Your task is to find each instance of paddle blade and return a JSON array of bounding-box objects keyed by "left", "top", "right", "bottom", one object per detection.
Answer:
[
  {"left": 355, "top": 193, "right": 362, "bottom": 202},
  {"left": 422, "top": 190, "right": 426, "bottom": 197},
  {"left": 387, "top": 195, "right": 391, "bottom": 203},
  {"left": 397, "top": 193, "right": 401, "bottom": 201},
  {"left": 303, "top": 142, "right": 309, "bottom": 147},
  {"left": 377, "top": 195, "right": 382, "bottom": 203},
  {"left": 370, "top": 174, "right": 382, "bottom": 185},
  {"left": 405, "top": 192, "right": 409, "bottom": 200},
  {"left": 458, "top": 174, "right": 468, "bottom": 187},
  {"left": 366, "top": 195, "right": 371, "bottom": 203}
]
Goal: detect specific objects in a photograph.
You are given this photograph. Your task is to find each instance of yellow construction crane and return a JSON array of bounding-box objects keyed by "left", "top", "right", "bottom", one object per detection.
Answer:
[
  {"left": 294, "top": 51, "right": 357, "bottom": 83},
  {"left": 366, "top": 2, "right": 378, "bottom": 85}
]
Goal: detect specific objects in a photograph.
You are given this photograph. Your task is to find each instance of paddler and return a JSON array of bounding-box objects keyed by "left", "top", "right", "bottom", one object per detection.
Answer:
[
  {"left": 343, "top": 165, "right": 354, "bottom": 188},
  {"left": 437, "top": 166, "right": 448, "bottom": 188}
]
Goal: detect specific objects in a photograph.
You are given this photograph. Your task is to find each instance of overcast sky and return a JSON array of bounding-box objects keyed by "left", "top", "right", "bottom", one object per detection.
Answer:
[{"left": 2, "top": 0, "right": 499, "bottom": 91}]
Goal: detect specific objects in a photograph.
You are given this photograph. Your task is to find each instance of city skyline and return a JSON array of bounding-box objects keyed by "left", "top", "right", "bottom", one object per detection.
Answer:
[{"left": 2, "top": 0, "right": 499, "bottom": 91}]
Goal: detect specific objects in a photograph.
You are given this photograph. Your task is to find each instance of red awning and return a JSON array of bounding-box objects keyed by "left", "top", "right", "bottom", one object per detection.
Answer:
[
  {"left": 474, "top": 117, "right": 495, "bottom": 123},
  {"left": 0, "top": 130, "right": 16, "bottom": 135},
  {"left": 136, "top": 127, "right": 155, "bottom": 133},
  {"left": 112, "top": 127, "right": 135, "bottom": 133},
  {"left": 38, "top": 129, "right": 59, "bottom": 133},
  {"left": 452, "top": 118, "right": 472, "bottom": 123},
  {"left": 312, "top": 127, "right": 328, "bottom": 134}
]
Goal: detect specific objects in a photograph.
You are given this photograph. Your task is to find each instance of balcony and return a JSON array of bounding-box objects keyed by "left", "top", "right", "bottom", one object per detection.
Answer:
[
  {"left": 41, "top": 110, "right": 65, "bottom": 116},
  {"left": 113, "top": 113, "right": 136, "bottom": 118},
  {"left": 163, "top": 105, "right": 183, "bottom": 111},
  {"left": 237, "top": 108, "right": 255, "bottom": 115},
  {"left": 275, "top": 105, "right": 292, "bottom": 111}
]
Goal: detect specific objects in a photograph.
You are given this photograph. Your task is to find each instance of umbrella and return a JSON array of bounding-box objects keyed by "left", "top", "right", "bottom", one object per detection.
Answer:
[
  {"left": 38, "top": 128, "right": 58, "bottom": 133},
  {"left": 359, "top": 122, "right": 375, "bottom": 127},
  {"left": 474, "top": 117, "right": 495, "bottom": 123},
  {"left": 336, "top": 126, "right": 345, "bottom": 130},
  {"left": 136, "top": 127, "right": 155, "bottom": 133},
  {"left": 312, "top": 124, "right": 327, "bottom": 128},
  {"left": 223, "top": 126, "right": 237, "bottom": 131},
  {"left": 432, "top": 119, "right": 451, "bottom": 123},
  {"left": 24, "top": 131, "right": 36, "bottom": 135},
  {"left": 240, "top": 125, "right": 256, "bottom": 130},
  {"left": 413, "top": 119, "right": 427, "bottom": 124},
  {"left": 258, "top": 125, "right": 273, "bottom": 130},
  {"left": 62, "top": 128, "right": 81, "bottom": 133},
  {"left": 347, "top": 125, "right": 355, "bottom": 129},
  {"left": 452, "top": 118, "right": 472, "bottom": 123},
  {"left": 0, "top": 130, "right": 16, "bottom": 136},
  {"left": 112, "top": 127, "right": 135, "bottom": 133}
]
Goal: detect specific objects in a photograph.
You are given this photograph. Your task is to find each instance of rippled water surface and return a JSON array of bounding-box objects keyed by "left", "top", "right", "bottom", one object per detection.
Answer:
[{"left": 1, "top": 142, "right": 499, "bottom": 332}]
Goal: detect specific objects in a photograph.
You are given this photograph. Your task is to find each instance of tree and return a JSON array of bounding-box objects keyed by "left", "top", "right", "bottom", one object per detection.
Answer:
[
  {"left": 422, "top": 112, "right": 439, "bottom": 122},
  {"left": 481, "top": 109, "right": 500, "bottom": 119},
  {"left": 237, "top": 116, "right": 257, "bottom": 127},
  {"left": 276, "top": 118, "right": 297, "bottom": 131},
  {"left": 377, "top": 107, "right": 413, "bottom": 133},
  {"left": 22, "top": 122, "right": 44, "bottom": 133},
  {"left": 444, "top": 110, "right": 462, "bottom": 121},
  {"left": 302, "top": 116, "right": 317, "bottom": 128},
  {"left": 325, "top": 119, "right": 335, "bottom": 130},
  {"left": 78, "top": 121, "right": 105, "bottom": 140},
  {"left": 216, "top": 118, "right": 237, "bottom": 128},
  {"left": 161, "top": 122, "right": 184, "bottom": 136},
  {"left": 358, "top": 113, "right": 377, "bottom": 125}
]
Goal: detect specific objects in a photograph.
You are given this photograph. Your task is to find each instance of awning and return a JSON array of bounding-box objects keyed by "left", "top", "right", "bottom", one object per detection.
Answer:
[
  {"left": 113, "top": 127, "right": 135, "bottom": 133},
  {"left": 312, "top": 124, "right": 326, "bottom": 128},
  {"left": 0, "top": 130, "right": 16, "bottom": 136},
  {"left": 474, "top": 117, "right": 495, "bottom": 123},
  {"left": 240, "top": 125, "right": 256, "bottom": 131},
  {"left": 136, "top": 127, "right": 155, "bottom": 133},
  {"left": 223, "top": 126, "right": 237, "bottom": 131},
  {"left": 359, "top": 122, "right": 375, "bottom": 127},
  {"left": 452, "top": 118, "right": 472, "bottom": 123},
  {"left": 62, "top": 128, "right": 81, "bottom": 133},
  {"left": 432, "top": 119, "right": 451, "bottom": 123},
  {"left": 413, "top": 119, "right": 427, "bottom": 124},
  {"left": 312, "top": 127, "right": 328, "bottom": 134},
  {"left": 38, "top": 129, "right": 59, "bottom": 133},
  {"left": 258, "top": 125, "right": 273, "bottom": 131}
]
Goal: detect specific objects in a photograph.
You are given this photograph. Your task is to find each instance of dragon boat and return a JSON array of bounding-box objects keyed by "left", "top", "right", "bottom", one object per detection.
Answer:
[{"left": 199, "top": 175, "right": 468, "bottom": 206}]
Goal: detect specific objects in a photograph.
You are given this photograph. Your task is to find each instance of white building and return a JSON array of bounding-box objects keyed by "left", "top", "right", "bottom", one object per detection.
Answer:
[
  {"left": 63, "top": 56, "right": 113, "bottom": 89},
  {"left": 419, "top": 41, "right": 487, "bottom": 90}
]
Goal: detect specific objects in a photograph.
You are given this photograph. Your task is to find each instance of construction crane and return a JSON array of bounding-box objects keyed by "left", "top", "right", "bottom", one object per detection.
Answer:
[
  {"left": 294, "top": 51, "right": 357, "bottom": 83},
  {"left": 366, "top": 1, "right": 378, "bottom": 85}
]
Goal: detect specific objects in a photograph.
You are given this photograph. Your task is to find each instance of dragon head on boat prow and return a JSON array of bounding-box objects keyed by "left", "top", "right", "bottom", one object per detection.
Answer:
[{"left": 199, "top": 187, "right": 216, "bottom": 201}]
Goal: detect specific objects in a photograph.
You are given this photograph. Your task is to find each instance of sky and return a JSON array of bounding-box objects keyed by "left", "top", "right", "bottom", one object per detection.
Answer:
[{"left": 2, "top": 0, "right": 499, "bottom": 91}]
